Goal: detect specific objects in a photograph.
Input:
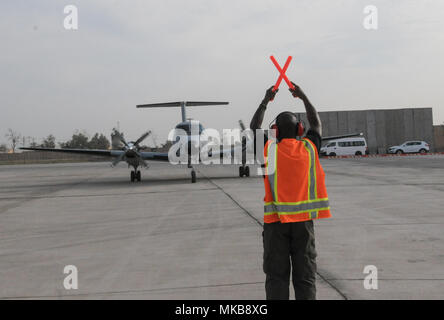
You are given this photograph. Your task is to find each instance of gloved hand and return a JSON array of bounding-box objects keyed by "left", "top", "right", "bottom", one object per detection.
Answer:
[
  {"left": 263, "top": 85, "right": 278, "bottom": 102},
  {"left": 289, "top": 82, "right": 306, "bottom": 100}
]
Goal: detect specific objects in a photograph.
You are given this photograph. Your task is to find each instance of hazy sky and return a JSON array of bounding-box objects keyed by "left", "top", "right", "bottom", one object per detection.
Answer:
[{"left": 1, "top": 0, "right": 443, "bottom": 147}]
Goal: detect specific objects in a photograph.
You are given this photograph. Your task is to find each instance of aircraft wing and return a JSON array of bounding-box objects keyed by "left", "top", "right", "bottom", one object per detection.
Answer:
[
  {"left": 21, "top": 148, "right": 169, "bottom": 161},
  {"left": 140, "top": 151, "right": 169, "bottom": 161},
  {"left": 20, "top": 147, "right": 122, "bottom": 157}
]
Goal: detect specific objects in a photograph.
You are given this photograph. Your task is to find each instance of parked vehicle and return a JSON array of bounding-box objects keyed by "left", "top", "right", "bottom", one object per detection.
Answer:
[
  {"left": 320, "top": 137, "right": 368, "bottom": 156},
  {"left": 387, "top": 141, "right": 430, "bottom": 154}
]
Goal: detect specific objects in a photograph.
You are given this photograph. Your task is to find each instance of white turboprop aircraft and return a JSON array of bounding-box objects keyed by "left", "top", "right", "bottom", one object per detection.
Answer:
[{"left": 21, "top": 101, "right": 252, "bottom": 183}]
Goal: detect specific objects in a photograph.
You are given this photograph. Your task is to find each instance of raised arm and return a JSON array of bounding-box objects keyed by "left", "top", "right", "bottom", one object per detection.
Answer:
[
  {"left": 250, "top": 86, "right": 278, "bottom": 130},
  {"left": 289, "top": 82, "right": 322, "bottom": 137}
]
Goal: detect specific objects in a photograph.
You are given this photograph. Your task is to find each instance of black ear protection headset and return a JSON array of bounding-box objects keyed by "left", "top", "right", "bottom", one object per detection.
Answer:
[{"left": 269, "top": 111, "right": 305, "bottom": 140}]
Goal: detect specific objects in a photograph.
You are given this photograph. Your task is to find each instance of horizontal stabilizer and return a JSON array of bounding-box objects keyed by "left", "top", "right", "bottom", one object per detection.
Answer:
[
  {"left": 137, "top": 101, "right": 229, "bottom": 122},
  {"left": 185, "top": 101, "right": 229, "bottom": 106},
  {"left": 137, "top": 101, "right": 229, "bottom": 108}
]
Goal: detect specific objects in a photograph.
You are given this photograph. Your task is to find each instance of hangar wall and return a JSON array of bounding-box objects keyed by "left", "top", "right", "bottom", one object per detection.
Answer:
[{"left": 295, "top": 108, "right": 434, "bottom": 154}]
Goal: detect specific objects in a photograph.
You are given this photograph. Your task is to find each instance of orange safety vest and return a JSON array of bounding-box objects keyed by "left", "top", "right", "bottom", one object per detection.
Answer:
[{"left": 263, "top": 138, "right": 331, "bottom": 223}]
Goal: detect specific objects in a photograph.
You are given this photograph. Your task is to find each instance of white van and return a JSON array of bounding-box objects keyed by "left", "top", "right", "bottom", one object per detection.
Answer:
[{"left": 320, "top": 137, "right": 368, "bottom": 156}]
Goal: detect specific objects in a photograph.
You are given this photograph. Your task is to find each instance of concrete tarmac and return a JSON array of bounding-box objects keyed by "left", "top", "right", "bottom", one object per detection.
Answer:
[{"left": 0, "top": 155, "right": 443, "bottom": 299}]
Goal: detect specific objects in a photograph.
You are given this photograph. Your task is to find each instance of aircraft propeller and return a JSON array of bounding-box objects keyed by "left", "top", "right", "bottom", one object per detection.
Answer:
[{"left": 111, "top": 131, "right": 152, "bottom": 167}]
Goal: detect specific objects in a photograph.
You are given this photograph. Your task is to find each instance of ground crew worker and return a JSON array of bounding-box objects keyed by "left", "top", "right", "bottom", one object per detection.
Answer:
[{"left": 250, "top": 82, "right": 331, "bottom": 300}]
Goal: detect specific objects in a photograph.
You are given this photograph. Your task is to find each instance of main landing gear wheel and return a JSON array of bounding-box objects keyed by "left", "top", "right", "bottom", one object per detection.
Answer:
[
  {"left": 136, "top": 170, "right": 141, "bottom": 182},
  {"left": 191, "top": 170, "right": 196, "bottom": 183},
  {"left": 130, "top": 171, "right": 135, "bottom": 182},
  {"left": 239, "top": 166, "right": 250, "bottom": 177}
]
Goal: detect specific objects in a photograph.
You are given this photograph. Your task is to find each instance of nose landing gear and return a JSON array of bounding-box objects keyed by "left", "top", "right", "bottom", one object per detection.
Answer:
[
  {"left": 130, "top": 169, "right": 141, "bottom": 182},
  {"left": 188, "top": 153, "right": 197, "bottom": 183}
]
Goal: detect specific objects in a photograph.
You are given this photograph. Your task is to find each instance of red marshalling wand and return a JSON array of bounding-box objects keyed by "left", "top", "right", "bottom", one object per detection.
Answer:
[{"left": 270, "top": 55, "right": 295, "bottom": 93}]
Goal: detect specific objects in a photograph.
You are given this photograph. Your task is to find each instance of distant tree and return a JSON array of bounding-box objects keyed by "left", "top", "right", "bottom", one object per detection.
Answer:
[
  {"left": 88, "top": 133, "right": 110, "bottom": 149},
  {"left": 0, "top": 143, "right": 7, "bottom": 152},
  {"left": 60, "top": 131, "right": 89, "bottom": 149},
  {"left": 29, "top": 137, "right": 39, "bottom": 148},
  {"left": 60, "top": 131, "right": 111, "bottom": 149},
  {"left": 41, "top": 134, "right": 56, "bottom": 148},
  {"left": 5, "top": 128, "right": 21, "bottom": 153},
  {"left": 21, "top": 136, "right": 36, "bottom": 148}
]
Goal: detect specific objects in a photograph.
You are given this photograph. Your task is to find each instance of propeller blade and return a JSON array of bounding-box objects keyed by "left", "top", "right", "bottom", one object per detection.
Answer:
[
  {"left": 134, "top": 131, "right": 151, "bottom": 146},
  {"left": 135, "top": 151, "right": 149, "bottom": 168},
  {"left": 118, "top": 134, "right": 129, "bottom": 148},
  {"left": 111, "top": 152, "right": 125, "bottom": 167},
  {"left": 239, "top": 120, "right": 246, "bottom": 131}
]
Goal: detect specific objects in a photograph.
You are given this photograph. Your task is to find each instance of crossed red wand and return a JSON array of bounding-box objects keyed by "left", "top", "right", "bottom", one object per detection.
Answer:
[{"left": 270, "top": 55, "right": 295, "bottom": 93}]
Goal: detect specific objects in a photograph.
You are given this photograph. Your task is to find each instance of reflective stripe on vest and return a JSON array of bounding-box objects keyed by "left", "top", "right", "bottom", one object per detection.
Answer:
[
  {"left": 264, "top": 139, "right": 329, "bottom": 219},
  {"left": 266, "top": 142, "right": 278, "bottom": 202},
  {"left": 303, "top": 139, "right": 318, "bottom": 219},
  {"left": 264, "top": 199, "right": 330, "bottom": 214}
]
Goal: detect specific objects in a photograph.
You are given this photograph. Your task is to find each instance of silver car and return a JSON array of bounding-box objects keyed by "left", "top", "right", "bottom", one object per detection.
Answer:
[{"left": 387, "top": 141, "right": 430, "bottom": 154}]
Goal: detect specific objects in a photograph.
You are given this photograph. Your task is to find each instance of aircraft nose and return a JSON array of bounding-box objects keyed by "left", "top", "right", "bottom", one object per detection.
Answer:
[{"left": 125, "top": 149, "right": 136, "bottom": 158}]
